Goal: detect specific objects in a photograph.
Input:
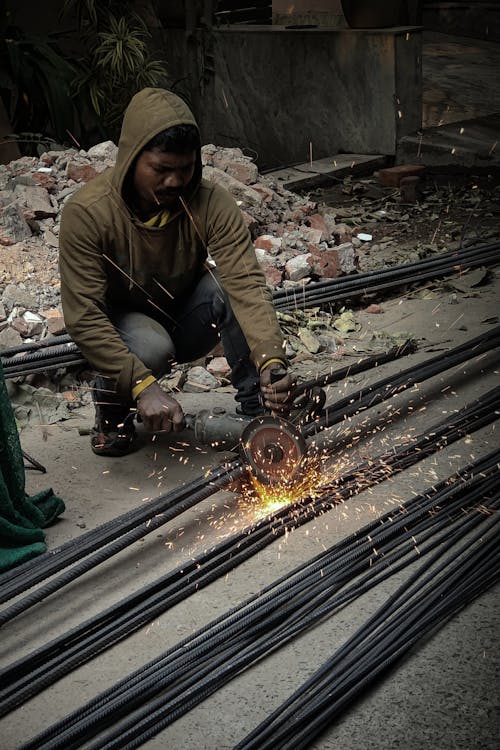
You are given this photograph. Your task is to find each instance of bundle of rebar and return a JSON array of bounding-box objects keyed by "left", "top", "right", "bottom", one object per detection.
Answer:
[
  {"left": 2, "top": 241, "right": 498, "bottom": 379},
  {"left": 2, "top": 385, "right": 498, "bottom": 720},
  {"left": 273, "top": 239, "right": 500, "bottom": 311},
  {"left": 18, "top": 449, "right": 499, "bottom": 750},
  {"left": 236, "top": 488, "right": 500, "bottom": 749},
  {"left": 0, "top": 327, "right": 497, "bottom": 626}
]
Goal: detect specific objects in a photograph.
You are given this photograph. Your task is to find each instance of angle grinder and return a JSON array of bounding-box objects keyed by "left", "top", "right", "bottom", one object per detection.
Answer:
[{"left": 185, "top": 369, "right": 324, "bottom": 486}]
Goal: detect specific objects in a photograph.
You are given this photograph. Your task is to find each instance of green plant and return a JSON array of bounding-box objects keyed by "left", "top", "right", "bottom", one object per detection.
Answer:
[
  {"left": 63, "top": 0, "right": 168, "bottom": 139},
  {"left": 0, "top": 11, "right": 83, "bottom": 153}
]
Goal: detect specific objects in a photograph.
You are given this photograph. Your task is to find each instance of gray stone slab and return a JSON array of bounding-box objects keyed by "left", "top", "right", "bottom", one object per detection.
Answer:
[
  {"left": 398, "top": 113, "right": 500, "bottom": 167},
  {"left": 268, "top": 153, "right": 388, "bottom": 190}
]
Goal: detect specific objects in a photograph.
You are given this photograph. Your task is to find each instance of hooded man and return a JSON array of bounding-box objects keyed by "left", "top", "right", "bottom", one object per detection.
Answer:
[{"left": 59, "top": 88, "right": 293, "bottom": 456}]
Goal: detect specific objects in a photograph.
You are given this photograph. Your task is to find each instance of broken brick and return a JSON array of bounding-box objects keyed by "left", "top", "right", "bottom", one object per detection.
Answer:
[
  {"left": 66, "top": 162, "right": 100, "bottom": 183},
  {"left": 331, "top": 222, "right": 353, "bottom": 245},
  {"left": 251, "top": 183, "right": 275, "bottom": 203},
  {"left": 306, "top": 246, "right": 341, "bottom": 279},
  {"left": 263, "top": 266, "right": 283, "bottom": 287},
  {"left": 399, "top": 175, "right": 421, "bottom": 204},
  {"left": 306, "top": 213, "right": 331, "bottom": 242},
  {"left": 254, "top": 234, "right": 282, "bottom": 254},
  {"left": 32, "top": 172, "right": 57, "bottom": 192},
  {"left": 207, "top": 356, "right": 231, "bottom": 379},
  {"left": 374, "top": 164, "right": 426, "bottom": 187},
  {"left": 223, "top": 160, "right": 259, "bottom": 186}
]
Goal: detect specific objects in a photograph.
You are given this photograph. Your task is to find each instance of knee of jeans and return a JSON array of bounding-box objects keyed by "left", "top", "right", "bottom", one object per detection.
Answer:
[
  {"left": 198, "top": 270, "right": 229, "bottom": 323},
  {"left": 127, "top": 331, "right": 175, "bottom": 377}
]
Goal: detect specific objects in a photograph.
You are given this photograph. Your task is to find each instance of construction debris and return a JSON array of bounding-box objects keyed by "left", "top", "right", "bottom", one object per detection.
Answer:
[{"left": 1, "top": 142, "right": 499, "bottom": 425}]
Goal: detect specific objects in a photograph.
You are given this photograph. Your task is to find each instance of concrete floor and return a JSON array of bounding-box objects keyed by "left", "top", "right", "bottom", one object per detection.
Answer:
[
  {"left": 423, "top": 31, "right": 500, "bottom": 129},
  {"left": 399, "top": 32, "right": 500, "bottom": 167},
  {"left": 1, "top": 269, "right": 499, "bottom": 748}
]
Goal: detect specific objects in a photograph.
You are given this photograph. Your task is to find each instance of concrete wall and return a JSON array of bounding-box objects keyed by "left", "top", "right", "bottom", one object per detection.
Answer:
[
  {"left": 423, "top": 1, "right": 500, "bottom": 42},
  {"left": 168, "top": 25, "right": 422, "bottom": 169},
  {"left": 272, "top": 0, "right": 346, "bottom": 26}
]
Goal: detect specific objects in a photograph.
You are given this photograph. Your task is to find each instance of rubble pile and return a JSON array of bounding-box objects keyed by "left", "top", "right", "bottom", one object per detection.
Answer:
[{"left": 0, "top": 141, "right": 360, "bottom": 352}]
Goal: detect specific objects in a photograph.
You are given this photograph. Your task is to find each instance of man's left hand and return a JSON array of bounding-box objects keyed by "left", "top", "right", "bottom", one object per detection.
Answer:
[{"left": 260, "top": 366, "right": 294, "bottom": 416}]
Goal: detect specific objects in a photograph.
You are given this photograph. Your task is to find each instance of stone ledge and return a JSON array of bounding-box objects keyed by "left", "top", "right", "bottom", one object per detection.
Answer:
[{"left": 266, "top": 154, "right": 389, "bottom": 191}]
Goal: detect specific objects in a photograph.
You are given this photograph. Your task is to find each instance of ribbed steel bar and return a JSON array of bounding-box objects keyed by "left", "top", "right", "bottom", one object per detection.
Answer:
[
  {"left": 19, "top": 452, "right": 498, "bottom": 750},
  {"left": 304, "top": 325, "right": 500, "bottom": 437},
  {"left": 123, "top": 509, "right": 500, "bottom": 750},
  {"left": 238, "top": 519, "right": 500, "bottom": 750},
  {"left": 2, "top": 242, "right": 498, "bottom": 378},
  {"left": 0, "top": 334, "right": 73, "bottom": 357},
  {"left": 0, "top": 461, "right": 243, "bottom": 625},
  {"left": 1, "top": 390, "right": 497, "bottom": 717},
  {"left": 273, "top": 239, "right": 500, "bottom": 298},
  {"left": 1, "top": 327, "right": 498, "bottom": 608},
  {"left": 273, "top": 242, "right": 499, "bottom": 301},
  {"left": 0, "top": 458, "right": 242, "bottom": 598}
]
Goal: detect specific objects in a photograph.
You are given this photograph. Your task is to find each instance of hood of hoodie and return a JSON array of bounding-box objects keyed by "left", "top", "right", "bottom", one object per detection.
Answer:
[{"left": 112, "top": 87, "right": 203, "bottom": 201}]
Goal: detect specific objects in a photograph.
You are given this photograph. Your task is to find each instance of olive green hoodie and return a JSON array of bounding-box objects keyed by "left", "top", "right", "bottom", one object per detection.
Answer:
[{"left": 59, "top": 88, "right": 285, "bottom": 399}]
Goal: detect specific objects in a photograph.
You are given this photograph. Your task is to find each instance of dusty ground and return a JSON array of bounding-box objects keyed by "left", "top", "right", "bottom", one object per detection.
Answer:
[
  {"left": 422, "top": 32, "right": 500, "bottom": 128},
  {"left": 1, "top": 261, "right": 499, "bottom": 749},
  {"left": 311, "top": 170, "right": 500, "bottom": 264}
]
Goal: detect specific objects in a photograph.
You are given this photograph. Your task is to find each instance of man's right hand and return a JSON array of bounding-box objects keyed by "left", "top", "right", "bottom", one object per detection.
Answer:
[{"left": 136, "top": 381, "right": 185, "bottom": 433}]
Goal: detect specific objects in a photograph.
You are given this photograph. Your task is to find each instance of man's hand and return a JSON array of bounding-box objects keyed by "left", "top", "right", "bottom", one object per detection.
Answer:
[
  {"left": 260, "top": 366, "right": 294, "bottom": 416},
  {"left": 136, "top": 381, "right": 185, "bottom": 433}
]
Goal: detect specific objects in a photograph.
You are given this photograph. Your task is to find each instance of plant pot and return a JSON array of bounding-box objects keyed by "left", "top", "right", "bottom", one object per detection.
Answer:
[{"left": 341, "top": 0, "right": 409, "bottom": 28}]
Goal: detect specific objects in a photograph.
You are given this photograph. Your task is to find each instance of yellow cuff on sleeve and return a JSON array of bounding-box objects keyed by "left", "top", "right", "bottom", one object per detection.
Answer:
[
  {"left": 131, "top": 375, "right": 157, "bottom": 401},
  {"left": 259, "top": 358, "right": 286, "bottom": 374}
]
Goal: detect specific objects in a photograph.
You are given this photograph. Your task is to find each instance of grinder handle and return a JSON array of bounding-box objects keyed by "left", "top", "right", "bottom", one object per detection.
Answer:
[{"left": 270, "top": 367, "right": 288, "bottom": 384}]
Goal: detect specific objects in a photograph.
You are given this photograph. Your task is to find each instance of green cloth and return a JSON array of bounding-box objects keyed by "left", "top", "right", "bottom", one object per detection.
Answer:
[{"left": 0, "top": 361, "right": 65, "bottom": 572}]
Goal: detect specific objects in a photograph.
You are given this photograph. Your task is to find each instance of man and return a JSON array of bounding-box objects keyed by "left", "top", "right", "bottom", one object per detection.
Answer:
[{"left": 59, "top": 88, "right": 293, "bottom": 456}]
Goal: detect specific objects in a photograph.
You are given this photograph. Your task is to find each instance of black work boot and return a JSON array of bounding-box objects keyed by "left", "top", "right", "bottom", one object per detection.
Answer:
[{"left": 90, "top": 377, "right": 137, "bottom": 457}]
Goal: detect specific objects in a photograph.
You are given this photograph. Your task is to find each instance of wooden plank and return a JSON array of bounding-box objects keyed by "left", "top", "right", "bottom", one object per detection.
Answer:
[{"left": 266, "top": 153, "right": 389, "bottom": 190}]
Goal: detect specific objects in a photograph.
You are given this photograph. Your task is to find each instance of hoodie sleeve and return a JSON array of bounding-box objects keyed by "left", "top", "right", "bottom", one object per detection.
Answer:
[
  {"left": 59, "top": 201, "right": 153, "bottom": 399},
  {"left": 204, "top": 185, "right": 287, "bottom": 371}
]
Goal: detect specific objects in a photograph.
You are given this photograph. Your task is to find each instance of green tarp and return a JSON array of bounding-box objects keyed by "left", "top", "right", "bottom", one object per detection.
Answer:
[{"left": 0, "top": 361, "right": 65, "bottom": 572}]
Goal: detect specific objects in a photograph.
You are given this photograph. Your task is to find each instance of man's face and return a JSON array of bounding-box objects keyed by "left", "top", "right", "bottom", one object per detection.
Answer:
[{"left": 132, "top": 148, "right": 197, "bottom": 213}]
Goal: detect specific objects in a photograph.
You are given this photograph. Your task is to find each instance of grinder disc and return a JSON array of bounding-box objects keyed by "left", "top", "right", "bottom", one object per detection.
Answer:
[{"left": 240, "top": 415, "right": 307, "bottom": 486}]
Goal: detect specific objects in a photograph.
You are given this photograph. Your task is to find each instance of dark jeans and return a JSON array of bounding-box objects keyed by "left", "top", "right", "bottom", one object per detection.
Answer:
[{"left": 94, "top": 270, "right": 261, "bottom": 415}]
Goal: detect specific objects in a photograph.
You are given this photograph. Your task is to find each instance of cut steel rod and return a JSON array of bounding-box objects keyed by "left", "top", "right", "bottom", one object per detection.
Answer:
[
  {"left": 2, "top": 395, "right": 498, "bottom": 718},
  {"left": 236, "top": 519, "right": 500, "bottom": 749},
  {"left": 0, "top": 328, "right": 498, "bottom": 615},
  {"left": 2, "top": 242, "right": 498, "bottom": 378},
  {"left": 18, "top": 453, "right": 499, "bottom": 750}
]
